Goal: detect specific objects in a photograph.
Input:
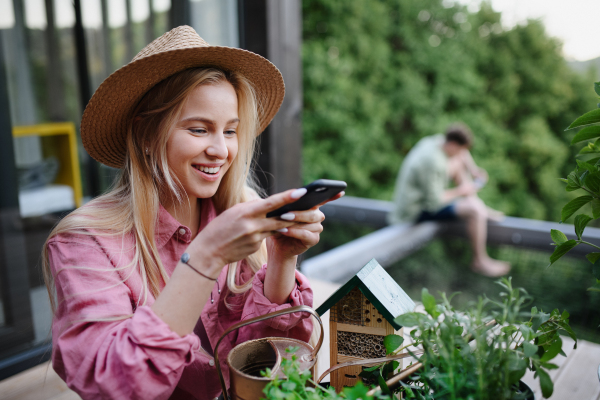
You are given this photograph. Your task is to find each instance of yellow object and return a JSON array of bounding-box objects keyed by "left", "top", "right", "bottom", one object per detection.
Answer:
[{"left": 12, "top": 122, "right": 83, "bottom": 208}]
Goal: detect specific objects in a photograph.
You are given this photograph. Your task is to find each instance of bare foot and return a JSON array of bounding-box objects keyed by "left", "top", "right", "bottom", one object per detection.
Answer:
[
  {"left": 471, "top": 258, "right": 511, "bottom": 277},
  {"left": 486, "top": 207, "right": 505, "bottom": 222}
]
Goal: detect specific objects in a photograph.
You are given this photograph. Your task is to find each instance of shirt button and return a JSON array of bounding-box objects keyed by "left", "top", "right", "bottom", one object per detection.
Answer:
[
  {"left": 209, "top": 359, "right": 215, "bottom": 366},
  {"left": 178, "top": 228, "right": 186, "bottom": 235}
]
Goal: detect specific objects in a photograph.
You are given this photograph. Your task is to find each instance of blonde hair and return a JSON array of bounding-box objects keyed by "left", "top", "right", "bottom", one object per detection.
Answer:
[{"left": 43, "top": 68, "right": 267, "bottom": 313}]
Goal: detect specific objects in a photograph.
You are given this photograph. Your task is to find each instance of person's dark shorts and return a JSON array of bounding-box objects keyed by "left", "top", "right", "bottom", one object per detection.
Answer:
[{"left": 416, "top": 203, "right": 457, "bottom": 223}]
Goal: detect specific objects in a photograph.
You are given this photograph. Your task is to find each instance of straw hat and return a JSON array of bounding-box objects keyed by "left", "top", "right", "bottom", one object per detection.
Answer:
[{"left": 81, "top": 25, "right": 285, "bottom": 168}]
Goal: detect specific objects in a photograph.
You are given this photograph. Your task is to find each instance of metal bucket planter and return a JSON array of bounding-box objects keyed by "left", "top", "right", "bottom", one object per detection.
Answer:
[{"left": 214, "top": 305, "right": 323, "bottom": 400}]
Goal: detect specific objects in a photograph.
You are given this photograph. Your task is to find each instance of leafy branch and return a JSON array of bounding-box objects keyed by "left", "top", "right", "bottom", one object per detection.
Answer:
[{"left": 550, "top": 81, "right": 600, "bottom": 292}]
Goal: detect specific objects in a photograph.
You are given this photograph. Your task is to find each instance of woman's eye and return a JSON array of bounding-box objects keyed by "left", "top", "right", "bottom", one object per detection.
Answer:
[
  {"left": 225, "top": 130, "right": 237, "bottom": 136},
  {"left": 189, "top": 128, "right": 207, "bottom": 135}
]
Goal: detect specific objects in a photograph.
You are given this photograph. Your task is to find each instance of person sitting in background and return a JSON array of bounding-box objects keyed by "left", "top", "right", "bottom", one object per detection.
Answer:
[{"left": 388, "top": 123, "right": 510, "bottom": 277}]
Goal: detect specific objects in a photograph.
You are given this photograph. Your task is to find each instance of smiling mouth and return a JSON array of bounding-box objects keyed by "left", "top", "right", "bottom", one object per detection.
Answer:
[{"left": 194, "top": 165, "right": 221, "bottom": 175}]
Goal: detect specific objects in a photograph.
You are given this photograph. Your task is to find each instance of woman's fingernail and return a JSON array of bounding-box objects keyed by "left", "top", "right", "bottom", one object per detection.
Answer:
[
  {"left": 291, "top": 188, "right": 307, "bottom": 199},
  {"left": 280, "top": 213, "right": 295, "bottom": 221},
  {"left": 339, "top": 191, "right": 345, "bottom": 197},
  {"left": 276, "top": 228, "right": 288, "bottom": 233}
]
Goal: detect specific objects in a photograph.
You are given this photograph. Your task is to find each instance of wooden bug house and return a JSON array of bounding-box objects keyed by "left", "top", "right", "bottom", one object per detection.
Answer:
[{"left": 315, "top": 259, "right": 415, "bottom": 391}]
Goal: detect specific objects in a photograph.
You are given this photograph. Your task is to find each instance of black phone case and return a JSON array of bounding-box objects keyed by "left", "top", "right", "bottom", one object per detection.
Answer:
[{"left": 266, "top": 179, "right": 347, "bottom": 218}]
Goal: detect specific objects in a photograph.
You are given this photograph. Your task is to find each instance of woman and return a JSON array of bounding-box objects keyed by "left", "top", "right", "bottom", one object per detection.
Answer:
[{"left": 43, "top": 26, "right": 339, "bottom": 400}]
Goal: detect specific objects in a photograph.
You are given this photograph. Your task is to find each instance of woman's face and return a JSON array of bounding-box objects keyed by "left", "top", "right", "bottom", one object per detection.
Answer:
[{"left": 166, "top": 81, "right": 239, "bottom": 201}]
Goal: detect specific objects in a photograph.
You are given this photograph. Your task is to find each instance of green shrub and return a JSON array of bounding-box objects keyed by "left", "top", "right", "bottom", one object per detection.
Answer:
[{"left": 302, "top": 0, "right": 596, "bottom": 220}]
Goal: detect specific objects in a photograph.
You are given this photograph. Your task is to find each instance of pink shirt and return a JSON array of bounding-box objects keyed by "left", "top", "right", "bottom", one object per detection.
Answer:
[{"left": 48, "top": 199, "right": 313, "bottom": 400}]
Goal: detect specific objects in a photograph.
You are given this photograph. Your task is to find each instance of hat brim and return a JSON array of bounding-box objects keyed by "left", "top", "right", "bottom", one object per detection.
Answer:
[{"left": 81, "top": 46, "right": 285, "bottom": 168}]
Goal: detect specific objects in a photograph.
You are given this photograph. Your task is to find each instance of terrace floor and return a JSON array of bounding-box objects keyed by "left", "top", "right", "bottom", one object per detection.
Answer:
[{"left": 0, "top": 279, "right": 599, "bottom": 399}]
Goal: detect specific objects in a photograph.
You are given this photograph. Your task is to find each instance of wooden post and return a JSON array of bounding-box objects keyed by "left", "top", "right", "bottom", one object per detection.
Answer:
[
  {"left": 265, "top": 0, "right": 303, "bottom": 193},
  {"left": 124, "top": 0, "right": 134, "bottom": 61},
  {"left": 100, "top": 0, "right": 112, "bottom": 77},
  {"left": 170, "top": 0, "right": 191, "bottom": 29},
  {"left": 329, "top": 319, "right": 338, "bottom": 388},
  {"left": 73, "top": 0, "right": 101, "bottom": 197},
  {"left": 238, "top": 0, "right": 303, "bottom": 194},
  {"left": 147, "top": 0, "right": 156, "bottom": 43}
]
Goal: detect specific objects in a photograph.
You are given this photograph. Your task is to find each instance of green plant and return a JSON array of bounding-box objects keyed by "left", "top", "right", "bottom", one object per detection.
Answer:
[
  {"left": 260, "top": 347, "right": 390, "bottom": 400},
  {"left": 262, "top": 279, "right": 575, "bottom": 400},
  {"left": 549, "top": 81, "right": 600, "bottom": 292},
  {"left": 365, "top": 278, "right": 575, "bottom": 399}
]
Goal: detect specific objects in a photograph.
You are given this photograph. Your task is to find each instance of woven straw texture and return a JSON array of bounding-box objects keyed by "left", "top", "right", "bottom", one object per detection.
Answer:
[{"left": 81, "top": 26, "right": 285, "bottom": 168}]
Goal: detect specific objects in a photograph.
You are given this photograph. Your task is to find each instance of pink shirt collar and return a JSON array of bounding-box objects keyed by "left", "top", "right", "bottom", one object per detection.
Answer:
[{"left": 155, "top": 199, "right": 218, "bottom": 249}]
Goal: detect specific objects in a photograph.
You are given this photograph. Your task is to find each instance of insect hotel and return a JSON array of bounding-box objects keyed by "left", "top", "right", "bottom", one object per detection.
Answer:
[{"left": 316, "top": 259, "right": 415, "bottom": 391}]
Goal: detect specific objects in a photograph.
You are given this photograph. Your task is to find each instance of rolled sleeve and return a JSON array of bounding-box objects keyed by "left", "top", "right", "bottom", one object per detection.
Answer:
[{"left": 238, "top": 264, "right": 313, "bottom": 342}]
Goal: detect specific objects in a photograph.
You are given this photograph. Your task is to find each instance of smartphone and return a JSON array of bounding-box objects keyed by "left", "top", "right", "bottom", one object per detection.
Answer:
[{"left": 266, "top": 179, "right": 347, "bottom": 218}]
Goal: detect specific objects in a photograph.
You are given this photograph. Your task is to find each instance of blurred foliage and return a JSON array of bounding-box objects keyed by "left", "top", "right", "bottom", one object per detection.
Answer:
[
  {"left": 386, "top": 236, "right": 600, "bottom": 344},
  {"left": 302, "top": 0, "right": 597, "bottom": 221}
]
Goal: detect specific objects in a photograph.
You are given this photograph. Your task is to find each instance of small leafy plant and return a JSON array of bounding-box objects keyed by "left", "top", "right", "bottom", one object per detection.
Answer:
[
  {"left": 549, "top": 81, "right": 600, "bottom": 292},
  {"left": 261, "top": 346, "right": 390, "bottom": 400},
  {"left": 371, "top": 278, "right": 576, "bottom": 399}
]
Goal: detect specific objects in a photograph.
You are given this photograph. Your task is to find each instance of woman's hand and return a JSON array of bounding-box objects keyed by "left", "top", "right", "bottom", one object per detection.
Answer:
[
  {"left": 263, "top": 191, "right": 344, "bottom": 304},
  {"left": 185, "top": 188, "right": 306, "bottom": 272},
  {"left": 268, "top": 191, "right": 345, "bottom": 260},
  {"left": 266, "top": 208, "right": 325, "bottom": 261}
]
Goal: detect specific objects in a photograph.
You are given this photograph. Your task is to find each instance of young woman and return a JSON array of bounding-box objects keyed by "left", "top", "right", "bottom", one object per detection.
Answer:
[{"left": 43, "top": 26, "right": 340, "bottom": 400}]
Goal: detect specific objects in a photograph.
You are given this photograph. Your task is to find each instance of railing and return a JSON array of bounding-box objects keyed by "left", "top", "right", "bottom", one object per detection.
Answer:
[{"left": 300, "top": 196, "right": 600, "bottom": 283}]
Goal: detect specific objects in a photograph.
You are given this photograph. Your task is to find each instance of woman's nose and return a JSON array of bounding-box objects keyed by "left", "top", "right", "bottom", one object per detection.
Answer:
[{"left": 205, "top": 132, "right": 228, "bottom": 159}]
